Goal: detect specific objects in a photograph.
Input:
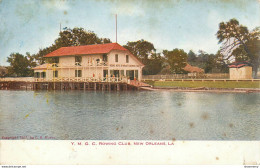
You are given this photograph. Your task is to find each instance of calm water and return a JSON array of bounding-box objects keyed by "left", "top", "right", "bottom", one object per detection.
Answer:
[{"left": 0, "top": 90, "right": 259, "bottom": 140}]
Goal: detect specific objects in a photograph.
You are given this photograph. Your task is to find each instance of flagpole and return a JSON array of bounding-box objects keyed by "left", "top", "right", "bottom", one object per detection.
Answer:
[{"left": 116, "top": 14, "right": 117, "bottom": 43}]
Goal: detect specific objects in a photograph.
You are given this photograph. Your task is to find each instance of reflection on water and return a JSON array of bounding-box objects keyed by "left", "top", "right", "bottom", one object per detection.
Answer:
[{"left": 0, "top": 90, "right": 259, "bottom": 140}]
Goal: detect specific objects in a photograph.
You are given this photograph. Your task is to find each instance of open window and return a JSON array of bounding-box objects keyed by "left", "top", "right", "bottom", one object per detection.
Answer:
[
  {"left": 103, "top": 54, "right": 108, "bottom": 62},
  {"left": 52, "top": 57, "right": 59, "bottom": 64},
  {"left": 34, "top": 72, "right": 40, "bottom": 78},
  {"left": 126, "top": 55, "right": 129, "bottom": 63},
  {"left": 41, "top": 72, "right": 46, "bottom": 78},
  {"left": 115, "top": 54, "right": 118, "bottom": 62},
  {"left": 75, "top": 70, "right": 82, "bottom": 77},
  {"left": 96, "top": 59, "right": 100, "bottom": 64},
  {"left": 75, "top": 56, "right": 82, "bottom": 66},
  {"left": 54, "top": 71, "right": 58, "bottom": 77}
]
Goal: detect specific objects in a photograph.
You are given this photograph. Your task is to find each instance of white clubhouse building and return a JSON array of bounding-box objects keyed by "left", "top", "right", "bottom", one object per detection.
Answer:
[{"left": 33, "top": 43, "right": 144, "bottom": 82}]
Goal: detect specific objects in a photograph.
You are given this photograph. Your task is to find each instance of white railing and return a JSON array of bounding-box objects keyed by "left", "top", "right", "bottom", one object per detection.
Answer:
[
  {"left": 48, "top": 62, "right": 109, "bottom": 69},
  {"left": 0, "top": 77, "right": 34, "bottom": 82},
  {"left": 0, "top": 77, "right": 130, "bottom": 83},
  {"left": 142, "top": 73, "right": 230, "bottom": 80},
  {"left": 33, "top": 77, "right": 128, "bottom": 83}
]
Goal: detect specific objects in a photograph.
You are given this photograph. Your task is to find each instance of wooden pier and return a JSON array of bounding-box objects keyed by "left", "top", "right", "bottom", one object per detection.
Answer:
[{"left": 0, "top": 81, "right": 140, "bottom": 91}]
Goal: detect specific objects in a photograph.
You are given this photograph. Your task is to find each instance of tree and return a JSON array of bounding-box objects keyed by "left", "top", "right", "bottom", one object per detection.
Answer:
[
  {"left": 0, "top": 66, "right": 8, "bottom": 77},
  {"left": 142, "top": 53, "right": 164, "bottom": 75},
  {"left": 187, "top": 50, "right": 197, "bottom": 62},
  {"left": 203, "top": 54, "right": 216, "bottom": 73},
  {"left": 55, "top": 27, "right": 110, "bottom": 47},
  {"left": 215, "top": 50, "right": 229, "bottom": 73},
  {"left": 34, "top": 27, "right": 112, "bottom": 65},
  {"left": 7, "top": 53, "right": 33, "bottom": 77},
  {"left": 163, "top": 49, "right": 188, "bottom": 73},
  {"left": 123, "top": 39, "right": 156, "bottom": 64},
  {"left": 216, "top": 18, "right": 260, "bottom": 78}
]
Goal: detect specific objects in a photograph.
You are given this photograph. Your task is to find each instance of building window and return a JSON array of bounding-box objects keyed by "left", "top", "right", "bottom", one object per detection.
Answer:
[
  {"left": 126, "top": 55, "right": 129, "bottom": 63},
  {"left": 103, "top": 70, "right": 108, "bottom": 79},
  {"left": 115, "top": 54, "right": 118, "bottom": 62},
  {"left": 110, "top": 70, "right": 119, "bottom": 77},
  {"left": 41, "top": 72, "right": 46, "bottom": 78},
  {"left": 103, "top": 54, "right": 108, "bottom": 62},
  {"left": 126, "top": 70, "right": 134, "bottom": 80},
  {"left": 96, "top": 59, "right": 100, "bottom": 64},
  {"left": 34, "top": 72, "right": 40, "bottom": 78},
  {"left": 52, "top": 57, "right": 59, "bottom": 64},
  {"left": 54, "top": 71, "right": 58, "bottom": 77},
  {"left": 75, "top": 70, "right": 82, "bottom": 77},
  {"left": 75, "top": 56, "right": 82, "bottom": 65}
]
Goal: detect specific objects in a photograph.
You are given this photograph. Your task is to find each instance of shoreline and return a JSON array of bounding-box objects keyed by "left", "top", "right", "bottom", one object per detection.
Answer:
[
  {"left": 140, "top": 86, "right": 260, "bottom": 93},
  {"left": 1, "top": 87, "right": 260, "bottom": 93}
]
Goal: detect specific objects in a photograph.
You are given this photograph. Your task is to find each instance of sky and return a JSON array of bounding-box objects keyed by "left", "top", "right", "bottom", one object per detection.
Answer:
[{"left": 0, "top": 0, "right": 259, "bottom": 66}]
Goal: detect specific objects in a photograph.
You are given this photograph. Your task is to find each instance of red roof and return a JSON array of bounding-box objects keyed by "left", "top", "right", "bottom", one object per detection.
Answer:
[
  {"left": 228, "top": 61, "right": 251, "bottom": 68},
  {"left": 44, "top": 43, "right": 128, "bottom": 57},
  {"left": 183, "top": 64, "right": 204, "bottom": 73}
]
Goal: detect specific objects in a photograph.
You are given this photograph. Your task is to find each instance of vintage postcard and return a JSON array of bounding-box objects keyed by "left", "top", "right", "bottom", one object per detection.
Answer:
[{"left": 0, "top": 0, "right": 259, "bottom": 166}]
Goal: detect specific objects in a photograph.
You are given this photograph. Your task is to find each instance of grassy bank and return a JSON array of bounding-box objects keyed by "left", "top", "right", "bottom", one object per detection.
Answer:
[{"left": 143, "top": 80, "right": 260, "bottom": 88}]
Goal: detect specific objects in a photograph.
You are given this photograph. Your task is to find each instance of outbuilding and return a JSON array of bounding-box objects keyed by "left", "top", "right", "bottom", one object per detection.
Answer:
[{"left": 228, "top": 62, "right": 252, "bottom": 80}]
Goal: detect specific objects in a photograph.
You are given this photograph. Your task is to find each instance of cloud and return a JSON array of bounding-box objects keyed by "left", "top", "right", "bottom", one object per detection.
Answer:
[
  {"left": 177, "top": 36, "right": 220, "bottom": 54},
  {"left": 42, "top": 0, "right": 70, "bottom": 11},
  {"left": 207, "top": 10, "right": 225, "bottom": 30},
  {"left": 110, "top": 2, "right": 145, "bottom": 17}
]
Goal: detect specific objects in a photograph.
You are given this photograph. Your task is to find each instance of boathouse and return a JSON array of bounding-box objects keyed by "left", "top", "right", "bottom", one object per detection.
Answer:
[
  {"left": 228, "top": 62, "right": 252, "bottom": 80},
  {"left": 33, "top": 43, "right": 144, "bottom": 82}
]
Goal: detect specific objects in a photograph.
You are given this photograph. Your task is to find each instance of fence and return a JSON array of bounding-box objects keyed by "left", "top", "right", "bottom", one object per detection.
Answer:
[
  {"left": 142, "top": 73, "right": 229, "bottom": 80},
  {"left": 0, "top": 77, "right": 34, "bottom": 82},
  {"left": 0, "top": 77, "right": 129, "bottom": 83}
]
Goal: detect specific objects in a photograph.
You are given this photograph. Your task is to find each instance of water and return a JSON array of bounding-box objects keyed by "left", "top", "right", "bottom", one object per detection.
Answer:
[{"left": 0, "top": 90, "right": 259, "bottom": 140}]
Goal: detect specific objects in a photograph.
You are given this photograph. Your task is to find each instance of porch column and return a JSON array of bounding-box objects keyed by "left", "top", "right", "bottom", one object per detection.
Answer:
[
  {"left": 139, "top": 66, "right": 143, "bottom": 81},
  {"left": 69, "top": 68, "right": 70, "bottom": 81}
]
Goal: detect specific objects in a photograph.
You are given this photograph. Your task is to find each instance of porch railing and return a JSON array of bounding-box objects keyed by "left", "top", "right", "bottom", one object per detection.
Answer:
[
  {"left": 0, "top": 77, "right": 34, "bottom": 82},
  {"left": 34, "top": 76, "right": 129, "bottom": 83}
]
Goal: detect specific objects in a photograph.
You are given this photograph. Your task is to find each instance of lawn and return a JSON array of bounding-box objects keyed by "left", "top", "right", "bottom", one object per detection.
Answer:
[{"left": 143, "top": 80, "right": 260, "bottom": 88}]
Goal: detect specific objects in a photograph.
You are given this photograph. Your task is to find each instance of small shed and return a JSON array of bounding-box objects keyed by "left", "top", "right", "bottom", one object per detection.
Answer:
[
  {"left": 183, "top": 64, "right": 204, "bottom": 73},
  {"left": 228, "top": 62, "right": 252, "bottom": 80},
  {"left": 183, "top": 64, "right": 204, "bottom": 78}
]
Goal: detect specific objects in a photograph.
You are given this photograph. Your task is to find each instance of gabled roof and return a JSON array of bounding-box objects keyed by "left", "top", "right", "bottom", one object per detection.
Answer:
[
  {"left": 44, "top": 43, "right": 128, "bottom": 57},
  {"left": 228, "top": 61, "right": 251, "bottom": 68}
]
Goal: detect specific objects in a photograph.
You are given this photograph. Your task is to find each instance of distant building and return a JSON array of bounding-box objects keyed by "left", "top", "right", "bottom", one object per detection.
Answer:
[
  {"left": 158, "top": 64, "right": 204, "bottom": 75},
  {"left": 33, "top": 43, "right": 144, "bottom": 82},
  {"left": 183, "top": 64, "right": 204, "bottom": 73},
  {"left": 228, "top": 62, "right": 252, "bottom": 79}
]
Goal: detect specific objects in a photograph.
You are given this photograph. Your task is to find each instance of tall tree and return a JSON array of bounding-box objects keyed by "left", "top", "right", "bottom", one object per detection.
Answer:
[
  {"left": 163, "top": 49, "right": 188, "bottom": 74},
  {"left": 123, "top": 39, "right": 156, "bottom": 64},
  {"left": 216, "top": 18, "right": 260, "bottom": 78},
  {"left": 34, "top": 27, "right": 112, "bottom": 65},
  {"left": 0, "top": 66, "right": 8, "bottom": 77},
  {"left": 142, "top": 53, "right": 164, "bottom": 75},
  {"left": 187, "top": 50, "right": 197, "bottom": 62},
  {"left": 55, "top": 27, "right": 109, "bottom": 47},
  {"left": 203, "top": 54, "right": 216, "bottom": 73},
  {"left": 7, "top": 53, "right": 33, "bottom": 77},
  {"left": 215, "top": 50, "right": 229, "bottom": 73}
]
